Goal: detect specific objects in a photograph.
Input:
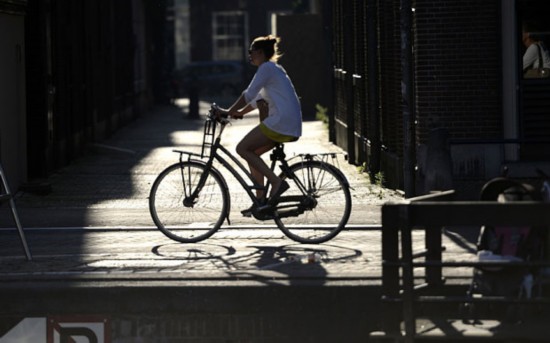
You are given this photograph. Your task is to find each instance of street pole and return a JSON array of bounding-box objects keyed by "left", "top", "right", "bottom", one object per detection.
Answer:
[{"left": 400, "top": 0, "right": 415, "bottom": 198}]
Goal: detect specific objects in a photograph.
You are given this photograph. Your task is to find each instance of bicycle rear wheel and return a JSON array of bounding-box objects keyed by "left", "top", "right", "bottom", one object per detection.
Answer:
[
  {"left": 149, "top": 161, "right": 228, "bottom": 243},
  {"left": 274, "top": 160, "right": 351, "bottom": 243}
]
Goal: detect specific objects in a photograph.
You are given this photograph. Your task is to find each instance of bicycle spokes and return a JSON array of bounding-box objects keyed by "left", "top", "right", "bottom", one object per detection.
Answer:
[
  {"left": 274, "top": 161, "right": 351, "bottom": 244},
  {"left": 149, "top": 162, "right": 228, "bottom": 243}
]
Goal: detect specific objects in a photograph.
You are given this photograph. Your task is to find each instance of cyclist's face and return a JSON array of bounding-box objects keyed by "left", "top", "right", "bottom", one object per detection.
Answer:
[{"left": 248, "top": 47, "right": 266, "bottom": 66}]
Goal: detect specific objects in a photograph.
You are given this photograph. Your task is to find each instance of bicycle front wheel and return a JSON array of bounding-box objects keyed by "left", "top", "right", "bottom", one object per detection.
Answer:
[
  {"left": 149, "top": 161, "right": 228, "bottom": 243},
  {"left": 274, "top": 161, "right": 351, "bottom": 243}
]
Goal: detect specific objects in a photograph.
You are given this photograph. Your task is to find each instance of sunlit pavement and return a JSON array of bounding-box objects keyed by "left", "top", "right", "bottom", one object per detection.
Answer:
[
  {"left": 0, "top": 99, "right": 479, "bottom": 342},
  {"left": 0, "top": 224, "right": 477, "bottom": 285}
]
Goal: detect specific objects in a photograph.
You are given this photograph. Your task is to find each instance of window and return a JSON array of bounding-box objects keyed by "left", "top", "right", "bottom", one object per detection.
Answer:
[
  {"left": 517, "top": 0, "right": 550, "bottom": 160},
  {"left": 212, "top": 11, "right": 248, "bottom": 61},
  {"left": 518, "top": 0, "right": 550, "bottom": 78}
]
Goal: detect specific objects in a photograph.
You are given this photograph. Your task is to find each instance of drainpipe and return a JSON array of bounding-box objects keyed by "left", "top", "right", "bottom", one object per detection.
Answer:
[
  {"left": 401, "top": 0, "right": 416, "bottom": 197},
  {"left": 344, "top": 0, "right": 356, "bottom": 164}
]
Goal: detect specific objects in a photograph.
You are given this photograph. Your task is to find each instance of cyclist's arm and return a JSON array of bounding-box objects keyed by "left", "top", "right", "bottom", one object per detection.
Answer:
[
  {"left": 230, "top": 63, "right": 271, "bottom": 118},
  {"left": 227, "top": 93, "right": 255, "bottom": 119}
]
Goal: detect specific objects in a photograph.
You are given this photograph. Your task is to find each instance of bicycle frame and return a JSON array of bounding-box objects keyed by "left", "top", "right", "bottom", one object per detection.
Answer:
[
  {"left": 173, "top": 115, "right": 305, "bottom": 211},
  {"left": 150, "top": 104, "right": 353, "bottom": 243}
]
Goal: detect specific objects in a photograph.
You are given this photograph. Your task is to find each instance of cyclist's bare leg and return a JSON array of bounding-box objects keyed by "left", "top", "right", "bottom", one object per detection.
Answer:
[
  {"left": 236, "top": 126, "right": 284, "bottom": 198},
  {"left": 250, "top": 144, "right": 273, "bottom": 198},
  {"left": 250, "top": 167, "right": 265, "bottom": 199}
]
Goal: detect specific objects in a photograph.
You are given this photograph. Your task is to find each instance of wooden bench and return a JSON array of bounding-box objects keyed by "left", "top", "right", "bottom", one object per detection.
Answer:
[{"left": 370, "top": 191, "right": 550, "bottom": 342}]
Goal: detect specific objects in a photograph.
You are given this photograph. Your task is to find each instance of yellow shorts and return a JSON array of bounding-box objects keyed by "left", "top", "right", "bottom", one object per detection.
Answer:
[{"left": 259, "top": 123, "right": 298, "bottom": 143}]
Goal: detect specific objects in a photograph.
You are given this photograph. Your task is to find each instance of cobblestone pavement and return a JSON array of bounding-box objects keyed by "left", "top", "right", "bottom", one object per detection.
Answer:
[
  {"left": 2, "top": 99, "right": 402, "bottom": 228},
  {"left": 0, "top": 100, "right": 478, "bottom": 285},
  {"left": 0, "top": 227, "right": 477, "bottom": 286}
]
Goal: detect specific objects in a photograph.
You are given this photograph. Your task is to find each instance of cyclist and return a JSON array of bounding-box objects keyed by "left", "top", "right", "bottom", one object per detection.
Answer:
[{"left": 216, "top": 35, "right": 302, "bottom": 216}]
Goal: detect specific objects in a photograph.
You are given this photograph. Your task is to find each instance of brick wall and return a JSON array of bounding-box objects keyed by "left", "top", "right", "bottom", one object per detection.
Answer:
[
  {"left": 413, "top": 0, "right": 502, "bottom": 197},
  {"left": 414, "top": 0, "right": 501, "bottom": 143},
  {"left": 330, "top": 0, "right": 502, "bottom": 192},
  {"left": 378, "top": 0, "right": 403, "bottom": 156}
]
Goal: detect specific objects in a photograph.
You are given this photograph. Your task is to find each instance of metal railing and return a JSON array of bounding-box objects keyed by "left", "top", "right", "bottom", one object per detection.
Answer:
[{"left": 0, "top": 162, "right": 31, "bottom": 261}]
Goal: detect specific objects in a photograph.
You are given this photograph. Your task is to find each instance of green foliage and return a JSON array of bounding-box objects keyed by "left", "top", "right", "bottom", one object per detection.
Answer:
[
  {"left": 372, "top": 171, "right": 385, "bottom": 187},
  {"left": 357, "top": 163, "right": 386, "bottom": 199},
  {"left": 370, "top": 172, "right": 386, "bottom": 199},
  {"left": 315, "top": 104, "right": 329, "bottom": 124}
]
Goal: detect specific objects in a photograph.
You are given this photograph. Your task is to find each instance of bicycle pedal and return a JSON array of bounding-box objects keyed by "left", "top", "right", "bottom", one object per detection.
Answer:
[
  {"left": 252, "top": 212, "right": 274, "bottom": 221},
  {"left": 251, "top": 205, "right": 275, "bottom": 221}
]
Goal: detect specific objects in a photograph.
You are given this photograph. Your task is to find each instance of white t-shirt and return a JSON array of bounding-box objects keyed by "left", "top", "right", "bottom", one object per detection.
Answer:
[
  {"left": 243, "top": 61, "right": 302, "bottom": 138},
  {"left": 523, "top": 42, "right": 550, "bottom": 70}
]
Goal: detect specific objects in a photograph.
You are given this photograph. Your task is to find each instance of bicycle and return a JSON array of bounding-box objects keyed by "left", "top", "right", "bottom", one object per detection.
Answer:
[{"left": 149, "top": 104, "right": 352, "bottom": 244}]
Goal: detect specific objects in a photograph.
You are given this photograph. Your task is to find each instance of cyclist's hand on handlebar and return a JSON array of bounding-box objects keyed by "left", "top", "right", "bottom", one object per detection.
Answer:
[
  {"left": 230, "top": 111, "right": 244, "bottom": 120},
  {"left": 212, "top": 106, "right": 229, "bottom": 121},
  {"left": 210, "top": 104, "right": 243, "bottom": 121},
  {"left": 217, "top": 108, "right": 243, "bottom": 120}
]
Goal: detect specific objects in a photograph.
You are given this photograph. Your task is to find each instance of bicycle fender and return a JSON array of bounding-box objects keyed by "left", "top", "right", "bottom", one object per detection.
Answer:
[{"left": 287, "top": 160, "right": 351, "bottom": 188}]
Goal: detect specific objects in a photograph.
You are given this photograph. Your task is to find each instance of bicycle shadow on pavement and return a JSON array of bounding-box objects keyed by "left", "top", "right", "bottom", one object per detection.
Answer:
[{"left": 151, "top": 242, "right": 363, "bottom": 286}]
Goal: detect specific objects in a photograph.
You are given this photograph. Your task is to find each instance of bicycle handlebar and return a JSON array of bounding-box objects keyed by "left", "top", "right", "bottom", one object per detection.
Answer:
[{"left": 208, "top": 103, "right": 230, "bottom": 125}]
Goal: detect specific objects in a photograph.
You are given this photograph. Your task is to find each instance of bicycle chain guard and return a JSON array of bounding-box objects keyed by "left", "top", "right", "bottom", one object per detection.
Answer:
[{"left": 250, "top": 195, "right": 315, "bottom": 221}]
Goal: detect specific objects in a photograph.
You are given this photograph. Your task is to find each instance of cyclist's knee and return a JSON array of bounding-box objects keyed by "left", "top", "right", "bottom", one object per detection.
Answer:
[
  {"left": 237, "top": 137, "right": 259, "bottom": 157},
  {"left": 236, "top": 142, "right": 247, "bottom": 158}
]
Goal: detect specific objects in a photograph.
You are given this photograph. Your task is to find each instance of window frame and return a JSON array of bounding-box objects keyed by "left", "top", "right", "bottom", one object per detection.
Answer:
[{"left": 211, "top": 11, "right": 249, "bottom": 61}]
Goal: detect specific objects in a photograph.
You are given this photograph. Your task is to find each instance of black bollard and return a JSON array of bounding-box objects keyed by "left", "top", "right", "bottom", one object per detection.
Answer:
[{"left": 188, "top": 75, "right": 199, "bottom": 118}]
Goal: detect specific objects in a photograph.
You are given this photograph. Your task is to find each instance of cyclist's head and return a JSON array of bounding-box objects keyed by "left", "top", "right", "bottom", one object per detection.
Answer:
[{"left": 250, "top": 35, "right": 282, "bottom": 62}]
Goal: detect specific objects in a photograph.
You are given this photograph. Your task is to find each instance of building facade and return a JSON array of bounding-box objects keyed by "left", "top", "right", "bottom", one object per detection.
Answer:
[
  {"left": 183, "top": 0, "right": 330, "bottom": 119},
  {"left": 0, "top": 0, "right": 27, "bottom": 190},
  {"left": 330, "top": 0, "right": 550, "bottom": 198},
  {"left": 188, "top": 0, "right": 303, "bottom": 62},
  {"left": 0, "top": 0, "right": 171, "bottom": 192},
  {"left": 24, "top": 0, "right": 166, "bottom": 182}
]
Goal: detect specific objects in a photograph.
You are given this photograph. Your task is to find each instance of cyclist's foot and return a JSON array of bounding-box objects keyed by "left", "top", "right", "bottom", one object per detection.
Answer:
[
  {"left": 241, "top": 198, "right": 267, "bottom": 217},
  {"left": 268, "top": 180, "right": 289, "bottom": 205},
  {"left": 241, "top": 206, "right": 253, "bottom": 217}
]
